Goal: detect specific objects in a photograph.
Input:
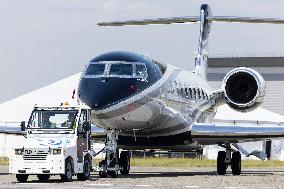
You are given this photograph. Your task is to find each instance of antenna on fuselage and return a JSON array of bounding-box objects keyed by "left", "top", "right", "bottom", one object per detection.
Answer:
[{"left": 98, "top": 4, "right": 284, "bottom": 79}]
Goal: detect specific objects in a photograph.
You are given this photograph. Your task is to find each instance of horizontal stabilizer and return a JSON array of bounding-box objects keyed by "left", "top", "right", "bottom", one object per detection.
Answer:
[
  {"left": 208, "top": 16, "right": 284, "bottom": 24},
  {"left": 98, "top": 16, "right": 284, "bottom": 27},
  {"left": 98, "top": 16, "right": 200, "bottom": 26}
]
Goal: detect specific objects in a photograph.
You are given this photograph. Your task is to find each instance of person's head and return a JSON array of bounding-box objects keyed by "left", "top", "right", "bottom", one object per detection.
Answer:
[{"left": 43, "top": 114, "right": 50, "bottom": 122}]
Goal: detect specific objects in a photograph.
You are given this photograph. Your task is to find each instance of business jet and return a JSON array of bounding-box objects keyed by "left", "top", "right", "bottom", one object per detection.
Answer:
[{"left": 78, "top": 4, "right": 284, "bottom": 177}]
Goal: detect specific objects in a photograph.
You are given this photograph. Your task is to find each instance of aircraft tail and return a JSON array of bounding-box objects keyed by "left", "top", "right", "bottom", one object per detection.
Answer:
[
  {"left": 98, "top": 4, "right": 284, "bottom": 79},
  {"left": 195, "top": 4, "right": 212, "bottom": 79}
]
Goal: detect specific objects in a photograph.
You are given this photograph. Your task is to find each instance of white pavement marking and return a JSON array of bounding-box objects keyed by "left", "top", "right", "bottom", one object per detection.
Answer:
[
  {"left": 85, "top": 183, "right": 113, "bottom": 187},
  {"left": 135, "top": 185, "right": 153, "bottom": 187},
  {"left": 16, "top": 183, "right": 50, "bottom": 185},
  {"left": 185, "top": 186, "right": 200, "bottom": 188}
]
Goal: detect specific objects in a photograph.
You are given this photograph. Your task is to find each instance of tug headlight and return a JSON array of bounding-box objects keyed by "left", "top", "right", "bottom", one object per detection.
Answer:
[
  {"left": 15, "top": 149, "right": 23, "bottom": 155},
  {"left": 52, "top": 149, "right": 61, "bottom": 155}
]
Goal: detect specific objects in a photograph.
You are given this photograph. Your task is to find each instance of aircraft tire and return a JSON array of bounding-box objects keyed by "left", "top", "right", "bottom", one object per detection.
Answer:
[
  {"left": 99, "top": 171, "right": 107, "bottom": 178},
  {"left": 119, "top": 151, "right": 130, "bottom": 175},
  {"left": 99, "top": 160, "right": 107, "bottom": 178},
  {"left": 217, "top": 151, "right": 227, "bottom": 175},
  {"left": 231, "top": 151, "right": 241, "bottom": 175},
  {"left": 16, "top": 174, "right": 29, "bottom": 182},
  {"left": 108, "top": 171, "right": 118, "bottom": 178},
  {"left": 37, "top": 174, "right": 50, "bottom": 182}
]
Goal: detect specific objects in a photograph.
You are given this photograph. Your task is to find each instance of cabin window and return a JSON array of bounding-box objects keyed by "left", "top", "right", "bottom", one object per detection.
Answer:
[
  {"left": 136, "top": 64, "right": 147, "bottom": 78},
  {"left": 193, "top": 89, "right": 196, "bottom": 99},
  {"left": 180, "top": 88, "right": 183, "bottom": 94},
  {"left": 196, "top": 89, "right": 199, "bottom": 99},
  {"left": 85, "top": 64, "right": 105, "bottom": 75},
  {"left": 189, "top": 88, "right": 192, "bottom": 98},
  {"left": 109, "top": 64, "right": 133, "bottom": 76},
  {"left": 185, "top": 88, "right": 188, "bottom": 96}
]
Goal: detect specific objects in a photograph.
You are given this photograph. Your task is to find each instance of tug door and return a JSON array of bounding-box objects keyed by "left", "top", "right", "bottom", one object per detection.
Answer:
[{"left": 77, "top": 109, "right": 88, "bottom": 163}]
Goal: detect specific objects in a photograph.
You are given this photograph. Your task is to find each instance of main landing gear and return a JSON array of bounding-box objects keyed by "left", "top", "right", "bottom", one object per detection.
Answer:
[
  {"left": 217, "top": 144, "right": 241, "bottom": 176},
  {"left": 98, "top": 129, "right": 130, "bottom": 178}
]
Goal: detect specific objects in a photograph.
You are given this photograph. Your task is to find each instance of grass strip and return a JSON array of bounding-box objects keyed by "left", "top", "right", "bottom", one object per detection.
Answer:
[
  {"left": 95, "top": 157, "right": 284, "bottom": 168},
  {"left": 0, "top": 157, "right": 8, "bottom": 165},
  {"left": 2, "top": 157, "right": 284, "bottom": 167}
]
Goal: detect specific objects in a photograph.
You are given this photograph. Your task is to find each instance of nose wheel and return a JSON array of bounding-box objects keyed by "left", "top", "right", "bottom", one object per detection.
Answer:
[{"left": 119, "top": 151, "right": 130, "bottom": 175}]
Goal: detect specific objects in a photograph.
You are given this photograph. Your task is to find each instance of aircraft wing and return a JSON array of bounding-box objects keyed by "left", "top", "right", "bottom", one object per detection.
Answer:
[
  {"left": 0, "top": 129, "right": 25, "bottom": 135},
  {"left": 191, "top": 122, "right": 284, "bottom": 145},
  {"left": 0, "top": 124, "right": 24, "bottom": 135}
]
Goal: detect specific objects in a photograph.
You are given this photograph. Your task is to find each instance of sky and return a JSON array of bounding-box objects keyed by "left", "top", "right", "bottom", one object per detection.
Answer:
[{"left": 1, "top": 0, "right": 284, "bottom": 103}]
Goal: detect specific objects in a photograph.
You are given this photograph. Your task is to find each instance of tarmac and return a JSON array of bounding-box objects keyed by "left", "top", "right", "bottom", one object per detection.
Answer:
[{"left": 0, "top": 166, "right": 284, "bottom": 189}]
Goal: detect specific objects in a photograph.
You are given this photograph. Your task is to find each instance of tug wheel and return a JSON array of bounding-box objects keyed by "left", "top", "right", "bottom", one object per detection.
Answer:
[
  {"left": 60, "top": 159, "right": 73, "bottom": 182},
  {"left": 16, "top": 174, "right": 29, "bottom": 182},
  {"left": 37, "top": 174, "right": 50, "bottom": 182},
  {"left": 77, "top": 158, "right": 91, "bottom": 181}
]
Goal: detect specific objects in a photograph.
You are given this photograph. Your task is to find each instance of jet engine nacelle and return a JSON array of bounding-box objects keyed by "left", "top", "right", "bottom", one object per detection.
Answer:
[{"left": 221, "top": 67, "right": 265, "bottom": 112}]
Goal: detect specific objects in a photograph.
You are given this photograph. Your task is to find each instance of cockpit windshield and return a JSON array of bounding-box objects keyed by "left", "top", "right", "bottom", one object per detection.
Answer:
[
  {"left": 85, "top": 64, "right": 105, "bottom": 75},
  {"left": 136, "top": 64, "right": 147, "bottom": 78},
  {"left": 28, "top": 110, "right": 78, "bottom": 130},
  {"left": 83, "top": 61, "right": 147, "bottom": 79},
  {"left": 109, "top": 64, "right": 133, "bottom": 76}
]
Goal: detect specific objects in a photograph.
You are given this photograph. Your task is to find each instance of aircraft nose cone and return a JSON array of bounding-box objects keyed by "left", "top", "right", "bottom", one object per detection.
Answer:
[{"left": 78, "top": 77, "right": 144, "bottom": 109}]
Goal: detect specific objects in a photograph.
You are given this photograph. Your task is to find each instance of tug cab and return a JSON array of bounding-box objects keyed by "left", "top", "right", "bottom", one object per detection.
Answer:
[{"left": 9, "top": 104, "right": 93, "bottom": 182}]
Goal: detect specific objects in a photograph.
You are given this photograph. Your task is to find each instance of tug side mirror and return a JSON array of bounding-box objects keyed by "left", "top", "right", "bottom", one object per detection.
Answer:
[
  {"left": 20, "top": 121, "right": 25, "bottom": 131},
  {"left": 83, "top": 121, "right": 91, "bottom": 132}
]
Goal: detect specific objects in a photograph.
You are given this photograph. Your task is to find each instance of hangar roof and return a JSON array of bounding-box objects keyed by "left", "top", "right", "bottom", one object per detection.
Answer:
[{"left": 208, "top": 56, "right": 284, "bottom": 68}]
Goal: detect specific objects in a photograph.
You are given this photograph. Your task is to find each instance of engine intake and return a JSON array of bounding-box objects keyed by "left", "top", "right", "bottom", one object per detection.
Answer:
[{"left": 221, "top": 67, "right": 265, "bottom": 112}]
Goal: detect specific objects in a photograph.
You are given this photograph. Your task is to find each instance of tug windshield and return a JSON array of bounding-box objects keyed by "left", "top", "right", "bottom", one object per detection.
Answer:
[{"left": 28, "top": 110, "right": 78, "bottom": 130}]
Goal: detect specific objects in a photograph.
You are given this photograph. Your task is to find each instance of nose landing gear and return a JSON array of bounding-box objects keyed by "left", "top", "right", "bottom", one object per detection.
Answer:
[
  {"left": 98, "top": 129, "right": 120, "bottom": 178},
  {"left": 98, "top": 130, "right": 131, "bottom": 178}
]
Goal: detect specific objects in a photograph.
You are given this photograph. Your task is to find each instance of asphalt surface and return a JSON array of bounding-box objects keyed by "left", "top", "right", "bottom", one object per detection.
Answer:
[{"left": 0, "top": 166, "right": 284, "bottom": 189}]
